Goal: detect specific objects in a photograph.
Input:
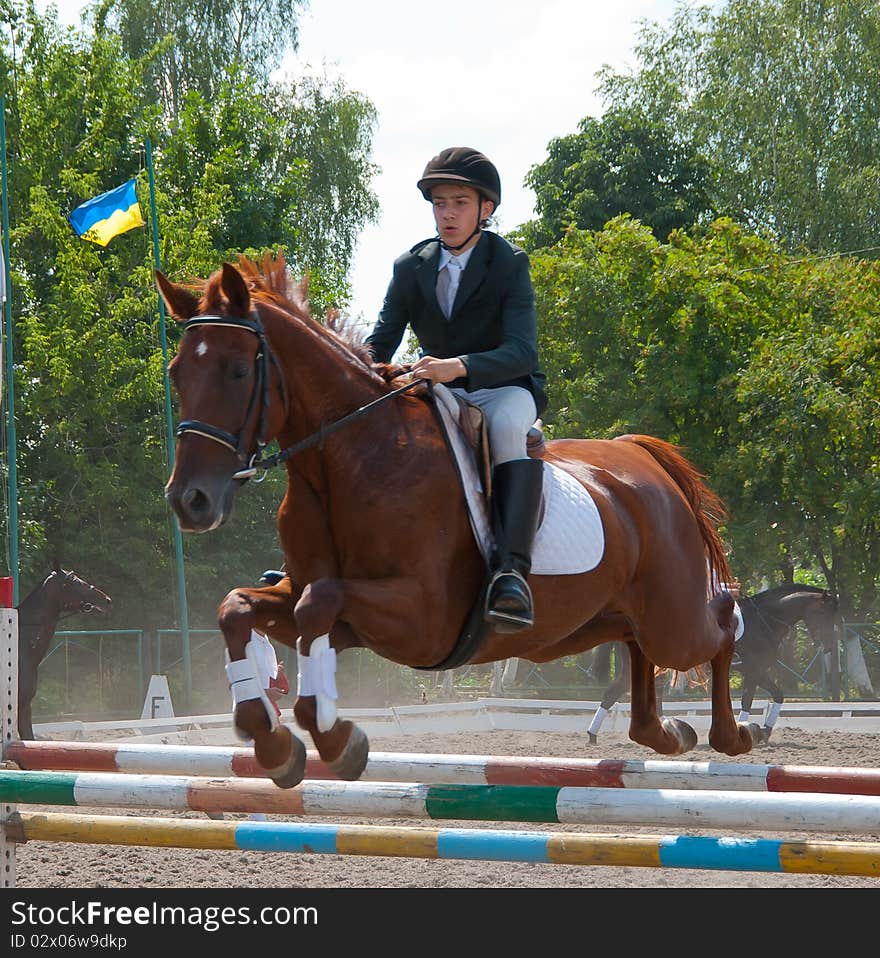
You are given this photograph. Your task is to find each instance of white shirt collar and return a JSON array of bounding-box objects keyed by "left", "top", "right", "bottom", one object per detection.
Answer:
[{"left": 438, "top": 243, "right": 475, "bottom": 272}]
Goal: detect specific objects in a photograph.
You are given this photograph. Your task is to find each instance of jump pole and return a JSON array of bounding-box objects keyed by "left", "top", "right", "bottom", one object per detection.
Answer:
[
  {"left": 9, "top": 739, "right": 880, "bottom": 796},
  {"left": 6, "top": 811, "right": 880, "bottom": 876},
  {"left": 3, "top": 769, "right": 880, "bottom": 835},
  {"left": 1, "top": 606, "right": 18, "bottom": 888}
]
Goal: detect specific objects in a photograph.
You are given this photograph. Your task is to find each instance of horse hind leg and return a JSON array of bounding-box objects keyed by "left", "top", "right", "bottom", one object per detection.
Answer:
[
  {"left": 707, "top": 594, "right": 753, "bottom": 756},
  {"left": 628, "top": 641, "right": 698, "bottom": 755},
  {"left": 588, "top": 642, "right": 631, "bottom": 744}
]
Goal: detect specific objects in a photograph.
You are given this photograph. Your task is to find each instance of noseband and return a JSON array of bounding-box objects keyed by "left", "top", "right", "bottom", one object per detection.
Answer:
[{"left": 175, "top": 310, "right": 288, "bottom": 481}]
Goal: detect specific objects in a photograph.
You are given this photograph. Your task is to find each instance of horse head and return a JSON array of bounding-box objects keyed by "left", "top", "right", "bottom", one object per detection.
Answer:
[
  {"left": 55, "top": 568, "right": 112, "bottom": 616},
  {"left": 158, "top": 261, "right": 291, "bottom": 532},
  {"left": 801, "top": 588, "right": 840, "bottom": 651}
]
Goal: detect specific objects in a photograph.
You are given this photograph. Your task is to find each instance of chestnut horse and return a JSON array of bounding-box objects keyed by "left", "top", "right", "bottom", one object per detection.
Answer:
[{"left": 158, "top": 255, "right": 752, "bottom": 787}]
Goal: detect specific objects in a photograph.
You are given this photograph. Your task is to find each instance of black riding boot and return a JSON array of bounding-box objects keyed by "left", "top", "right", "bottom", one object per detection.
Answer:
[{"left": 485, "top": 457, "right": 544, "bottom": 633}]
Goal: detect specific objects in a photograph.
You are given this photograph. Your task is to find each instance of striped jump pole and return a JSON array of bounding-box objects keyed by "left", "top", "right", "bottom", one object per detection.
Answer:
[
  {"left": 3, "top": 769, "right": 880, "bottom": 834},
  {"left": 6, "top": 811, "right": 880, "bottom": 877},
  {"left": 7, "top": 739, "right": 880, "bottom": 796}
]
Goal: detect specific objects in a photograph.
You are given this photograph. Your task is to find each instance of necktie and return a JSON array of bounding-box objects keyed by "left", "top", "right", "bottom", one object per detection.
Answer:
[
  {"left": 436, "top": 263, "right": 451, "bottom": 318},
  {"left": 437, "top": 259, "right": 461, "bottom": 319}
]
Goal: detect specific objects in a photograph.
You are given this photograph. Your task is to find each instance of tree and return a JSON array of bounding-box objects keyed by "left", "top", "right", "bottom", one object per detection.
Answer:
[
  {"left": 529, "top": 215, "right": 880, "bottom": 615},
  {"left": 93, "top": 0, "right": 307, "bottom": 122},
  {"left": 0, "top": 1, "right": 377, "bottom": 631},
  {"left": 520, "top": 108, "right": 713, "bottom": 249},
  {"left": 598, "top": 0, "right": 880, "bottom": 253}
]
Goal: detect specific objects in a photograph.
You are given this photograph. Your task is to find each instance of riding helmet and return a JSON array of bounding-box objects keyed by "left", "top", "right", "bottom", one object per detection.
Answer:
[{"left": 417, "top": 147, "right": 501, "bottom": 208}]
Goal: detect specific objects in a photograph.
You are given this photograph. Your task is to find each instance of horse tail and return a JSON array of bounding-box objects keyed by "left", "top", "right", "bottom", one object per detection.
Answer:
[{"left": 616, "top": 434, "right": 732, "bottom": 587}]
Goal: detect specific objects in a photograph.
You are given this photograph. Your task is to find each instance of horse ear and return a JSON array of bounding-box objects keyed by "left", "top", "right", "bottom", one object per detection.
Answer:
[
  {"left": 155, "top": 270, "right": 200, "bottom": 322},
  {"left": 52, "top": 556, "right": 61, "bottom": 574},
  {"left": 220, "top": 262, "right": 250, "bottom": 316}
]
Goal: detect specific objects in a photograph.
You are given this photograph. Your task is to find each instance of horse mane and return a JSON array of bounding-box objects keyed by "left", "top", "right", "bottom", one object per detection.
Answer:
[
  {"left": 195, "top": 253, "right": 409, "bottom": 387},
  {"left": 743, "top": 582, "right": 833, "bottom": 605}
]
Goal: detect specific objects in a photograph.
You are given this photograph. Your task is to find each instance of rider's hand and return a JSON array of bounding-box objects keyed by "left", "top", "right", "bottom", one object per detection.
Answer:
[{"left": 408, "top": 356, "right": 467, "bottom": 384}]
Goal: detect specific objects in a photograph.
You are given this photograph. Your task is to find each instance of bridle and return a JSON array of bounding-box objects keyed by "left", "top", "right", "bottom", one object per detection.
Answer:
[
  {"left": 20, "top": 570, "right": 108, "bottom": 646},
  {"left": 746, "top": 589, "right": 836, "bottom": 641},
  {"left": 175, "top": 309, "right": 289, "bottom": 481},
  {"left": 57, "top": 570, "right": 108, "bottom": 617},
  {"left": 175, "top": 309, "right": 427, "bottom": 481}
]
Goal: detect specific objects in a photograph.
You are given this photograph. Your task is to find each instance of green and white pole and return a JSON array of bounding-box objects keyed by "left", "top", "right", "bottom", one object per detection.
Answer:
[{"left": 145, "top": 136, "right": 191, "bottom": 712}]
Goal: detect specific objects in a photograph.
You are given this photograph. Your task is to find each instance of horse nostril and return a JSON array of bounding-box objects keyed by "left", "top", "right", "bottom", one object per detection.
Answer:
[{"left": 182, "top": 485, "right": 210, "bottom": 519}]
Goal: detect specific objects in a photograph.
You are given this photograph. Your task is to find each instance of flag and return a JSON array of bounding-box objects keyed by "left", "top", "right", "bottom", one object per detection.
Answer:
[{"left": 68, "top": 178, "right": 145, "bottom": 246}]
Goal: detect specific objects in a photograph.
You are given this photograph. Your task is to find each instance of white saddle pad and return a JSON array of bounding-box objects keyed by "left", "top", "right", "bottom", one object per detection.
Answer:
[{"left": 434, "top": 384, "right": 604, "bottom": 575}]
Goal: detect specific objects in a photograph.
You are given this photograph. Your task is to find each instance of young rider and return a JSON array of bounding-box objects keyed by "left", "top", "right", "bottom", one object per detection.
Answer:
[{"left": 365, "top": 147, "right": 547, "bottom": 633}]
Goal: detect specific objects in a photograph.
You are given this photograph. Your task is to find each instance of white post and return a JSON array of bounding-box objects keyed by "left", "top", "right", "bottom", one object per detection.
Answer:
[{"left": 1, "top": 606, "right": 18, "bottom": 888}]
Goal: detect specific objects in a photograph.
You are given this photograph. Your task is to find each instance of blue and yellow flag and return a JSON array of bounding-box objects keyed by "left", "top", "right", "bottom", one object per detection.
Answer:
[{"left": 68, "top": 179, "right": 145, "bottom": 246}]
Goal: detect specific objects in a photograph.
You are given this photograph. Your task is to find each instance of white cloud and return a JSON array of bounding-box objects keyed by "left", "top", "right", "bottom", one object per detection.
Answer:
[
  {"left": 39, "top": 0, "right": 711, "bottom": 325},
  {"left": 283, "top": 0, "right": 698, "bottom": 325}
]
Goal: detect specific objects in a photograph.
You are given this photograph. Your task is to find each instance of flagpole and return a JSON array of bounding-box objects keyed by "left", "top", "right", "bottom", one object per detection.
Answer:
[
  {"left": 145, "top": 136, "right": 191, "bottom": 712},
  {"left": 0, "top": 96, "right": 19, "bottom": 603}
]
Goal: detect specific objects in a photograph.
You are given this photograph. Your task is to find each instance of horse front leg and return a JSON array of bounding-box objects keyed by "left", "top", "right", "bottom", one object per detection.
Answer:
[
  {"left": 588, "top": 642, "right": 631, "bottom": 743},
  {"left": 628, "top": 641, "right": 698, "bottom": 755},
  {"left": 293, "top": 575, "right": 428, "bottom": 782},
  {"left": 707, "top": 594, "right": 753, "bottom": 756},
  {"left": 17, "top": 646, "right": 37, "bottom": 740},
  {"left": 218, "top": 579, "right": 307, "bottom": 788},
  {"left": 755, "top": 673, "right": 785, "bottom": 745}
]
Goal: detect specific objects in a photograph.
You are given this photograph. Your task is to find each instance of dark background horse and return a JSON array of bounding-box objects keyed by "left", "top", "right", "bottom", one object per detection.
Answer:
[
  {"left": 734, "top": 583, "right": 839, "bottom": 742},
  {"left": 586, "top": 582, "right": 839, "bottom": 744},
  {"left": 16, "top": 563, "right": 112, "bottom": 739}
]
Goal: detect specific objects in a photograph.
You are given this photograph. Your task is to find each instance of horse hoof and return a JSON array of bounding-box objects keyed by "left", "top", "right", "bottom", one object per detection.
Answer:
[
  {"left": 748, "top": 722, "right": 768, "bottom": 746},
  {"left": 266, "top": 732, "right": 307, "bottom": 789},
  {"left": 662, "top": 717, "right": 698, "bottom": 754},
  {"left": 328, "top": 723, "right": 370, "bottom": 781},
  {"left": 588, "top": 732, "right": 597, "bottom": 744}
]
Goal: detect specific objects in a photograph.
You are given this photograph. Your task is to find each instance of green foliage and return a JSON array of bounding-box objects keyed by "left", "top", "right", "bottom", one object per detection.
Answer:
[
  {"left": 598, "top": 0, "right": 880, "bottom": 253},
  {"left": 531, "top": 216, "right": 880, "bottom": 617},
  {"left": 1, "top": 0, "right": 378, "bottom": 631},
  {"left": 519, "top": 108, "right": 713, "bottom": 248}
]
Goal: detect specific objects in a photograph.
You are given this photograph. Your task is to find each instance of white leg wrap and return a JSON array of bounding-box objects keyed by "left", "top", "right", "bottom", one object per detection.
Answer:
[
  {"left": 587, "top": 705, "right": 610, "bottom": 736},
  {"left": 733, "top": 602, "right": 745, "bottom": 641},
  {"left": 297, "top": 634, "right": 338, "bottom": 733},
  {"left": 225, "top": 640, "right": 280, "bottom": 736},
  {"left": 765, "top": 701, "right": 781, "bottom": 729},
  {"left": 738, "top": 709, "right": 751, "bottom": 723}
]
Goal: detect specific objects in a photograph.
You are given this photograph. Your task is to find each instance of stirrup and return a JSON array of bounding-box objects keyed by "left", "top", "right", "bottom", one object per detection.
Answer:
[{"left": 484, "top": 569, "right": 534, "bottom": 632}]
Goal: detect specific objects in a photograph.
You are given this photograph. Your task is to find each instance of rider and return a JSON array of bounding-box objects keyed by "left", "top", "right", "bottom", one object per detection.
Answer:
[{"left": 365, "top": 147, "right": 547, "bottom": 633}]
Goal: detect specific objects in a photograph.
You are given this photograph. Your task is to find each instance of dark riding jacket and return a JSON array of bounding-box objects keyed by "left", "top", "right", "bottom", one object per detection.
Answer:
[{"left": 365, "top": 231, "right": 548, "bottom": 416}]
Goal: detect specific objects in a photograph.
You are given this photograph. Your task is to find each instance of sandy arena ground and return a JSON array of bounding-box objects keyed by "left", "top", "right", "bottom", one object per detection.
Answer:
[{"left": 9, "top": 724, "right": 880, "bottom": 890}]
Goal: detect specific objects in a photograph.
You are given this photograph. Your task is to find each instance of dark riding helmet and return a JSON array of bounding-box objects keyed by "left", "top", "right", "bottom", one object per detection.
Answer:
[{"left": 417, "top": 147, "right": 501, "bottom": 209}]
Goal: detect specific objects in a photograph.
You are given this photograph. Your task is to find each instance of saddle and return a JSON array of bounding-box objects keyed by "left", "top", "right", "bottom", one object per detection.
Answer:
[{"left": 446, "top": 390, "right": 546, "bottom": 500}]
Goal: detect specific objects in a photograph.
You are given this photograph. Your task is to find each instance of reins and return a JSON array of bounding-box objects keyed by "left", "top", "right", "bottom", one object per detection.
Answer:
[
  {"left": 176, "top": 309, "right": 430, "bottom": 482},
  {"left": 244, "top": 377, "right": 430, "bottom": 478}
]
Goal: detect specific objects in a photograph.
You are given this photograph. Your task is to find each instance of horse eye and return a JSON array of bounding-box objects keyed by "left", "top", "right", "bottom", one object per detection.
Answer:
[{"left": 232, "top": 361, "right": 250, "bottom": 380}]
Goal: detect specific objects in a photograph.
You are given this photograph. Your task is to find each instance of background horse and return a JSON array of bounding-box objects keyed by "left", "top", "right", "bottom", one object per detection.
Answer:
[
  {"left": 734, "top": 583, "right": 839, "bottom": 743},
  {"left": 586, "top": 583, "right": 839, "bottom": 744},
  {"left": 157, "top": 255, "right": 752, "bottom": 788},
  {"left": 16, "top": 563, "right": 112, "bottom": 739}
]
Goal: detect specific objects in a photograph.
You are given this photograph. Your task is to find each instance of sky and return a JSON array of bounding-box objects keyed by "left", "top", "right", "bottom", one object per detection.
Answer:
[{"left": 41, "top": 0, "right": 710, "bottom": 328}]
